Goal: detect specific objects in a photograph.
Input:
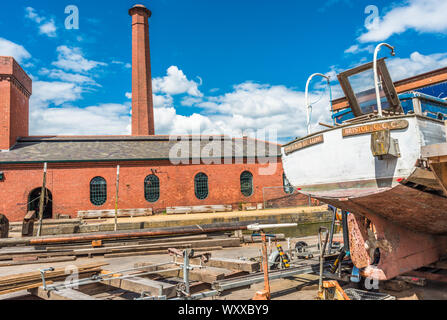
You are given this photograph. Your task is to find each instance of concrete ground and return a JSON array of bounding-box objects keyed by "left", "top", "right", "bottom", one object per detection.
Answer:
[{"left": 2, "top": 233, "right": 447, "bottom": 300}]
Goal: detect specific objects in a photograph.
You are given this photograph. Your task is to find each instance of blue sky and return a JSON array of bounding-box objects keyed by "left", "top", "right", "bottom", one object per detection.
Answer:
[{"left": 1, "top": 0, "right": 447, "bottom": 141}]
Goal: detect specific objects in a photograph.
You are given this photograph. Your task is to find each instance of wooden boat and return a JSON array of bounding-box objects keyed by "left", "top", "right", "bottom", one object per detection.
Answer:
[{"left": 282, "top": 57, "right": 447, "bottom": 280}]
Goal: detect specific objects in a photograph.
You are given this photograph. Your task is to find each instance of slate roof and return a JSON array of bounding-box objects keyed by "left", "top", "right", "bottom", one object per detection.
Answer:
[{"left": 0, "top": 136, "right": 281, "bottom": 164}]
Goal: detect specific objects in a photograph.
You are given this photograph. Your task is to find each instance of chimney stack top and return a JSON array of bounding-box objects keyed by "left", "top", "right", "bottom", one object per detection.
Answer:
[{"left": 129, "top": 4, "right": 152, "bottom": 17}]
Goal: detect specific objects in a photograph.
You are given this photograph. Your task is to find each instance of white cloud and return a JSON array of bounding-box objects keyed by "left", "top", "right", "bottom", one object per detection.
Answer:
[
  {"left": 25, "top": 7, "right": 57, "bottom": 38},
  {"left": 112, "top": 61, "right": 132, "bottom": 69},
  {"left": 31, "top": 81, "right": 83, "bottom": 108},
  {"left": 29, "top": 49, "right": 447, "bottom": 141},
  {"left": 0, "top": 38, "right": 31, "bottom": 63},
  {"left": 39, "top": 68, "right": 99, "bottom": 86},
  {"left": 358, "top": 0, "right": 447, "bottom": 43},
  {"left": 387, "top": 51, "right": 447, "bottom": 80},
  {"left": 125, "top": 92, "right": 132, "bottom": 99},
  {"left": 30, "top": 103, "right": 131, "bottom": 136},
  {"left": 344, "top": 44, "right": 374, "bottom": 55},
  {"left": 52, "top": 46, "right": 107, "bottom": 73},
  {"left": 39, "top": 21, "right": 57, "bottom": 38},
  {"left": 153, "top": 66, "right": 203, "bottom": 97}
]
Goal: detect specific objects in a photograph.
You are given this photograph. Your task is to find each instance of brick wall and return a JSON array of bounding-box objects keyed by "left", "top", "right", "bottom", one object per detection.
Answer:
[
  {"left": 0, "top": 159, "right": 289, "bottom": 222},
  {"left": 0, "top": 57, "right": 31, "bottom": 150}
]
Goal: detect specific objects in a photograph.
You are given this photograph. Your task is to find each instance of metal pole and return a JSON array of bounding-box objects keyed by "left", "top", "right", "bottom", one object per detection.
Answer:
[
  {"left": 114, "top": 165, "right": 120, "bottom": 232},
  {"left": 327, "top": 206, "right": 337, "bottom": 254},
  {"left": 37, "top": 162, "right": 48, "bottom": 237},
  {"left": 373, "top": 43, "right": 395, "bottom": 117},
  {"left": 183, "top": 249, "right": 190, "bottom": 297},
  {"left": 287, "top": 237, "right": 291, "bottom": 260},
  {"left": 261, "top": 231, "right": 271, "bottom": 299}
]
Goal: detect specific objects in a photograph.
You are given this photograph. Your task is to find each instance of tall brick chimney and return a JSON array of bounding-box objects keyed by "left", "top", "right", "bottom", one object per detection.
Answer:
[
  {"left": 129, "top": 4, "right": 155, "bottom": 136},
  {"left": 0, "top": 57, "right": 31, "bottom": 150}
]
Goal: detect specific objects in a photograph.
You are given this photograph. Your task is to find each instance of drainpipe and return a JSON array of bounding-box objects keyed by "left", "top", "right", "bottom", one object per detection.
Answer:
[
  {"left": 305, "top": 73, "right": 332, "bottom": 135},
  {"left": 373, "top": 43, "right": 395, "bottom": 117}
]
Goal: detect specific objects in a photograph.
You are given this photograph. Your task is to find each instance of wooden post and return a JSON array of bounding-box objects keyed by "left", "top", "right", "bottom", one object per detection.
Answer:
[
  {"left": 37, "top": 163, "right": 48, "bottom": 237},
  {"left": 114, "top": 165, "right": 120, "bottom": 232}
]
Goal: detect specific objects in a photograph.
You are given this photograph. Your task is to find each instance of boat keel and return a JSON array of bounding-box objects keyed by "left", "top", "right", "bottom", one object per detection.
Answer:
[{"left": 346, "top": 211, "right": 447, "bottom": 280}]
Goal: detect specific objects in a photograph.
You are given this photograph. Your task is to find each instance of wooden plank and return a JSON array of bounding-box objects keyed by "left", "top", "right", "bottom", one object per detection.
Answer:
[
  {"left": 204, "top": 258, "right": 260, "bottom": 273},
  {"left": 29, "top": 285, "right": 98, "bottom": 300},
  {"left": 0, "top": 281, "right": 54, "bottom": 295},
  {"left": 0, "top": 256, "right": 76, "bottom": 267},
  {"left": 77, "top": 208, "right": 153, "bottom": 219},
  {"left": 404, "top": 270, "right": 447, "bottom": 283},
  {"left": 431, "top": 260, "right": 447, "bottom": 269},
  {"left": 103, "top": 277, "right": 177, "bottom": 298},
  {"left": 134, "top": 263, "right": 226, "bottom": 284},
  {"left": 104, "top": 247, "right": 222, "bottom": 259},
  {"left": 0, "top": 250, "right": 75, "bottom": 261},
  {"left": 71, "top": 238, "right": 238, "bottom": 257},
  {"left": 166, "top": 205, "right": 232, "bottom": 215},
  {"left": 0, "top": 262, "right": 106, "bottom": 293}
]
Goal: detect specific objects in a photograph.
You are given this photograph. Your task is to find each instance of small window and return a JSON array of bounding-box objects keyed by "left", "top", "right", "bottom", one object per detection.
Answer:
[
  {"left": 283, "top": 173, "right": 294, "bottom": 194},
  {"left": 90, "top": 177, "right": 107, "bottom": 206},
  {"left": 194, "top": 173, "right": 208, "bottom": 200},
  {"left": 240, "top": 171, "right": 253, "bottom": 197},
  {"left": 144, "top": 174, "right": 160, "bottom": 203}
]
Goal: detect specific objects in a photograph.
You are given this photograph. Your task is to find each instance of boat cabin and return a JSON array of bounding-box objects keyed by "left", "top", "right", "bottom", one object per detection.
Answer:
[{"left": 331, "top": 59, "right": 447, "bottom": 125}]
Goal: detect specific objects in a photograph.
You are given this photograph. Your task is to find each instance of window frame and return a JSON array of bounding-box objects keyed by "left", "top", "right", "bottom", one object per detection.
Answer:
[
  {"left": 144, "top": 174, "right": 160, "bottom": 203},
  {"left": 240, "top": 171, "right": 254, "bottom": 197},
  {"left": 90, "top": 176, "right": 107, "bottom": 206},
  {"left": 194, "top": 173, "right": 209, "bottom": 200}
]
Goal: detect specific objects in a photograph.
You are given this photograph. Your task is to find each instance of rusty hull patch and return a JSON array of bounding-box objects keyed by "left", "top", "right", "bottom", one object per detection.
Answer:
[{"left": 310, "top": 183, "right": 447, "bottom": 280}]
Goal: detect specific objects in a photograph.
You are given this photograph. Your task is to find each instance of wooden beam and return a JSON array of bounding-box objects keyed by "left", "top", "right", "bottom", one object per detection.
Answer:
[
  {"left": 207, "top": 258, "right": 260, "bottom": 273},
  {"left": 185, "top": 257, "right": 260, "bottom": 273},
  {"left": 0, "top": 256, "right": 76, "bottom": 267},
  {"left": 29, "top": 285, "right": 98, "bottom": 300},
  {"left": 103, "top": 277, "right": 177, "bottom": 298},
  {"left": 404, "top": 270, "right": 447, "bottom": 283},
  {"left": 134, "top": 263, "right": 226, "bottom": 284},
  {"left": 332, "top": 66, "right": 447, "bottom": 112}
]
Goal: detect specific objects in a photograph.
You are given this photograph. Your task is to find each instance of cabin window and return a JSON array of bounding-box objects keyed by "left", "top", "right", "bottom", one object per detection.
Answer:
[
  {"left": 283, "top": 173, "right": 294, "bottom": 194},
  {"left": 144, "top": 174, "right": 160, "bottom": 203},
  {"left": 240, "top": 171, "right": 253, "bottom": 197},
  {"left": 90, "top": 177, "right": 107, "bottom": 206},
  {"left": 194, "top": 173, "right": 208, "bottom": 200}
]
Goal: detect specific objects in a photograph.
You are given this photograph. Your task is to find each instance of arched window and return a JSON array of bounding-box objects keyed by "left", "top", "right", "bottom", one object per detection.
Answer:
[
  {"left": 90, "top": 177, "right": 107, "bottom": 206},
  {"left": 240, "top": 171, "right": 253, "bottom": 197},
  {"left": 194, "top": 173, "right": 208, "bottom": 200},
  {"left": 283, "top": 173, "right": 294, "bottom": 194},
  {"left": 144, "top": 174, "right": 160, "bottom": 203}
]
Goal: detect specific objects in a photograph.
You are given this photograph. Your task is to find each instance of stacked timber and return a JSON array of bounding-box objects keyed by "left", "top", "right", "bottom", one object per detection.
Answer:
[
  {"left": 77, "top": 208, "right": 153, "bottom": 219},
  {"left": 0, "top": 262, "right": 106, "bottom": 295},
  {"left": 166, "top": 205, "right": 232, "bottom": 215},
  {"left": 0, "top": 234, "right": 241, "bottom": 266}
]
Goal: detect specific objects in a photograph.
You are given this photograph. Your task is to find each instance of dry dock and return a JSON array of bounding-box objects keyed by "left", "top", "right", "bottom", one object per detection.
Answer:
[{"left": 1, "top": 232, "right": 447, "bottom": 300}]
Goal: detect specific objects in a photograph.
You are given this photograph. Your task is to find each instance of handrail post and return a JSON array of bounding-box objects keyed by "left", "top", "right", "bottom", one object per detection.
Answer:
[
  {"left": 305, "top": 73, "right": 332, "bottom": 135},
  {"left": 373, "top": 43, "right": 395, "bottom": 117}
]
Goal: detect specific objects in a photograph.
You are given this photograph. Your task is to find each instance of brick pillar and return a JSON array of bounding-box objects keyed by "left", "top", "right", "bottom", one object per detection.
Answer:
[
  {"left": 129, "top": 4, "right": 155, "bottom": 136},
  {"left": 0, "top": 57, "right": 31, "bottom": 150}
]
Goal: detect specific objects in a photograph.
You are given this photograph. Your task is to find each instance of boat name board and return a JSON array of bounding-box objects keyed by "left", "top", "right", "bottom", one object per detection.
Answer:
[
  {"left": 342, "top": 120, "right": 409, "bottom": 137},
  {"left": 284, "top": 135, "right": 324, "bottom": 155}
]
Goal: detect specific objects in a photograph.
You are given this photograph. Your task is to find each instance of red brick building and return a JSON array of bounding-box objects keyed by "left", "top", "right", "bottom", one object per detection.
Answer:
[{"left": 0, "top": 4, "right": 301, "bottom": 222}]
